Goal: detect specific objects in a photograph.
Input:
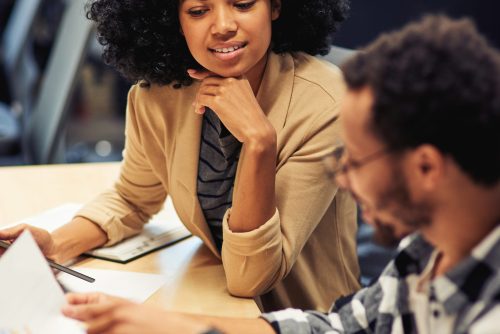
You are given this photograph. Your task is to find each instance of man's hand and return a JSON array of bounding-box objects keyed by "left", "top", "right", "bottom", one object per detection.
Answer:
[{"left": 63, "top": 292, "right": 211, "bottom": 334}]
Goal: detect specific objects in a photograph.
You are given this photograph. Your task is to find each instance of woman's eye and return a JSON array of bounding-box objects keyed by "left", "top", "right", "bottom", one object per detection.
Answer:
[
  {"left": 234, "top": 1, "right": 256, "bottom": 10},
  {"left": 187, "top": 8, "right": 208, "bottom": 17}
]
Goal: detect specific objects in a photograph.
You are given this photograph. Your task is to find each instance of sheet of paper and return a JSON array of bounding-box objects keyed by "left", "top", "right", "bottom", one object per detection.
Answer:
[
  {"left": 58, "top": 267, "right": 169, "bottom": 303},
  {"left": 18, "top": 203, "right": 82, "bottom": 232},
  {"left": 0, "top": 231, "right": 84, "bottom": 334}
]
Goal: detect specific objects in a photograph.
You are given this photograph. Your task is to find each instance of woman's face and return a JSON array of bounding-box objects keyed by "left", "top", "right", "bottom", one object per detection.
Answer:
[{"left": 179, "top": 0, "right": 280, "bottom": 79}]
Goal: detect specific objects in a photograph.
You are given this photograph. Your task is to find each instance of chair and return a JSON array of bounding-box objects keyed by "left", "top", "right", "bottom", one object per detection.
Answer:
[
  {"left": 1, "top": 0, "right": 94, "bottom": 165},
  {"left": 0, "top": 0, "right": 42, "bottom": 155},
  {"left": 320, "top": 45, "right": 357, "bottom": 67}
]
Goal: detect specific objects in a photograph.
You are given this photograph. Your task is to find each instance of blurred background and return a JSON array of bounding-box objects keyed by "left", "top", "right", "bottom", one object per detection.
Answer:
[{"left": 0, "top": 0, "right": 498, "bottom": 167}]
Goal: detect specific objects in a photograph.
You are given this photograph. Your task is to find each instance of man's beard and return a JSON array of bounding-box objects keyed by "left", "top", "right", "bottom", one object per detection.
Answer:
[
  {"left": 368, "top": 164, "right": 433, "bottom": 247},
  {"left": 371, "top": 219, "right": 402, "bottom": 248}
]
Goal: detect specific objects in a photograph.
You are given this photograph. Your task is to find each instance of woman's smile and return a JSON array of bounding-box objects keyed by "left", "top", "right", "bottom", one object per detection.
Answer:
[{"left": 209, "top": 42, "right": 247, "bottom": 61}]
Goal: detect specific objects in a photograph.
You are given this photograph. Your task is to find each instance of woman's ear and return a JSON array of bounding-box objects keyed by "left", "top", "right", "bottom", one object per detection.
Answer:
[{"left": 271, "top": 0, "right": 281, "bottom": 21}]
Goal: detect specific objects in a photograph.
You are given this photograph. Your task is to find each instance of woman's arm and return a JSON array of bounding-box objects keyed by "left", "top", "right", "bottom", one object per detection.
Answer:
[
  {"left": 50, "top": 217, "right": 108, "bottom": 263},
  {"left": 0, "top": 217, "right": 106, "bottom": 264},
  {"left": 189, "top": 71, "right": 278, "bottom": 232},
  {"left": 189, "top": 69, "right": 348, "bottom": 297},
  {"left": 228, "top": 125, "right": 277, "bottom": 232},
  {"left": 222, "top": 107, "right": 344, "bottom": 296},
  {"left": 73, "top": 85, "right": 168, "bottom": 248}
]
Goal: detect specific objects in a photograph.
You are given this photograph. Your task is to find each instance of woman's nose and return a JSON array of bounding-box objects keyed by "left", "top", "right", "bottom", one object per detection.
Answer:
[{"left": 211, "top": 7, "right": 237, "bottom": 36}]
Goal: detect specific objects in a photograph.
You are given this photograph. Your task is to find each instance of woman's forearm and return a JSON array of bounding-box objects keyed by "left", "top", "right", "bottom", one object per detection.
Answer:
[
  {"left": 51, "top": 216, "right": 108, "bottom": 263},
  {"left": 228, "top": 128, "right": 277, "bottom": 233}
]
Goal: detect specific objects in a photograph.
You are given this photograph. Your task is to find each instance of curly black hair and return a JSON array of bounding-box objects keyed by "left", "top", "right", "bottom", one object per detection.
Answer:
[
  {"left": 342, "top": 15, "right": 500, "bottom": 187},
  {"left": 86, "top": 0, "right": 350, "bottom": 87}
]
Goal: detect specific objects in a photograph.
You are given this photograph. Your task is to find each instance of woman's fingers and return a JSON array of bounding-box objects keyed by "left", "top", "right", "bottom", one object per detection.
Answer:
[
  {"left": 197, "top": 84, "right": 221, "bottom": 97},
  {"left": 0, "top": 224, "right": 29, "bottom": 240},
  {"left": 193, "top": 81, "right": 219, "bottom": 114},
  {"left": 0, "top": 224, "right": 55, "bottom": 257},
  {"left": 187, "top": 68, "right": 218, "bottom": 80}
]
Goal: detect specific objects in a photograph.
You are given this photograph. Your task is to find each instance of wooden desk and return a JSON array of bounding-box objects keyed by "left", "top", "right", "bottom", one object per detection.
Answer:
[{"left": 0, "top": 163, "right": 260, "bottom": 317}]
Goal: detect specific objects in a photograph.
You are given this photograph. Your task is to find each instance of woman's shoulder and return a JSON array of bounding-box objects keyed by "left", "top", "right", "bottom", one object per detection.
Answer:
[
  {"left": 289, "top": 51, "right": 346, "bottom": 103},
  {"left": 128, "top": 81, "right": 198, "bottom": 117},
  {"left": 130, "top": 81, "right": 197, "bottom": 102}
]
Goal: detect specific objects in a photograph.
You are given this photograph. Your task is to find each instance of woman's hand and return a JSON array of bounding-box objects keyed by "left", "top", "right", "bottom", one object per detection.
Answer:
[
  {"left": 0, "top": 224, "right": 56, "bottom": 259},
  {"left": 188, "top": 69, "right": 275, "bottom": 144},
  {"left": 63, "top": 292, "right": 210, "bottom": 334}
]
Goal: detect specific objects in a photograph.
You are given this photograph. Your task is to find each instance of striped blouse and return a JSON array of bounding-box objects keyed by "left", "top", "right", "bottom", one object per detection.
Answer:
[{"left": 196, "top": 108, "right": 242, "bottom": 251}]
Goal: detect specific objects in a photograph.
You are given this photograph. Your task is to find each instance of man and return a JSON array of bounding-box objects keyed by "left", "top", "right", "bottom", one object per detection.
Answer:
[{"left": 62, "top": 15, "right": 500, "bottom": 333}]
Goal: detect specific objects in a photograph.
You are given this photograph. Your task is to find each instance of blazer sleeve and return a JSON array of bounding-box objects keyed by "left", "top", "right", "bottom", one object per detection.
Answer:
[
  {"left": 221, "top": 104, "right": 343, "bottom": 297},
  {"left": 75, "top": 85, "right": 167, "bottom": 246}
]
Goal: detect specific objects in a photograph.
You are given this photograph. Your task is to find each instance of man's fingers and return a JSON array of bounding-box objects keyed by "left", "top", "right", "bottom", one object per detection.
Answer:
[
  {"left": 65, "top": 292, "right": 103, "bottom": 305},
  {"left": 86, "top": 313, "right": 117, "bottom": 334},
  {"left": 62, "top": 302, "right": 115, "bottom": 321}
]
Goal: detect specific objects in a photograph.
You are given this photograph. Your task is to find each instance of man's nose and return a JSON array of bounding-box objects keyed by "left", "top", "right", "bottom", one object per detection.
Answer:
[{"left": 211, "top": 7, "right": 237, "bottom": 36}]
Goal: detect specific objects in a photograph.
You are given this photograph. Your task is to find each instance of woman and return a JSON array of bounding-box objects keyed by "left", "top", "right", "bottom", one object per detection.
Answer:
[{"left": 0, "top": 0, "right": 359, "bottom": 311}]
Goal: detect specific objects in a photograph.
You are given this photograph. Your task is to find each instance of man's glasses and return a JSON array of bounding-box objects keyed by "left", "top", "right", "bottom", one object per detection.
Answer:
[{"left": 322, "top": 144, "right": 391, "bottom": 181}]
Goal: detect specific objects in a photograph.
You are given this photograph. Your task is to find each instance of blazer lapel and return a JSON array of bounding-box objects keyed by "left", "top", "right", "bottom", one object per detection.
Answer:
[
  {"left": 256, "top": 52, "right": 295, "bottom": 131},
  {"left": 170, "top": 85, "right": 220, "bottom": 257},
  {"left": 233, "top": 52, "right": 295, "bottom": 188}
]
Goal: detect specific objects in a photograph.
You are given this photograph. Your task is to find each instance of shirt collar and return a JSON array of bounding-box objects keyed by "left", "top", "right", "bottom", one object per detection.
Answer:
[
  {"left": 434, "top": 224, "right": 500, "bottom": 314},
  {"left": 393, "top": 225, "right": 500, "bottom": 314}
]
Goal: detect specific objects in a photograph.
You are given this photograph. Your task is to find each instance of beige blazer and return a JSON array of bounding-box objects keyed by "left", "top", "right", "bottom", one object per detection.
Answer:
[{"left": 77, "top": 51, "right": 360, "bottom": 311}]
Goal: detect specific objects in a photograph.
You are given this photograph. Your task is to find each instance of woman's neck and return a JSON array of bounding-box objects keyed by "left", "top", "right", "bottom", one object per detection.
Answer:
[{"left": 245, "top": 51, "right": 270, "bottom": 95}]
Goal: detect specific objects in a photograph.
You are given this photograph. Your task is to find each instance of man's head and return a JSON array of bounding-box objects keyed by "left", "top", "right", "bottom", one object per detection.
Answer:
[{"left": 336, "top": 15, "right": 500, "bottom": 246}]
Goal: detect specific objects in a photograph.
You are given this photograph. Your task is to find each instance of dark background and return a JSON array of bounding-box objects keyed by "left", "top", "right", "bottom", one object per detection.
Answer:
[{"left": 333, "top": 0, "right": 500, "bottom": 49}]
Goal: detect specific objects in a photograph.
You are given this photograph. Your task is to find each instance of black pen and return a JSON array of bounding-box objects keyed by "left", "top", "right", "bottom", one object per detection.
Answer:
[{"left": 0, "top": 240, "right": 95, "bottom": 283}]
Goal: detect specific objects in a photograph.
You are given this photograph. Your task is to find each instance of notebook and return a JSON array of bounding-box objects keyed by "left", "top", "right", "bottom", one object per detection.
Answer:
[{"left": 17, "top": 197, "right": 191, "bottom": 263}]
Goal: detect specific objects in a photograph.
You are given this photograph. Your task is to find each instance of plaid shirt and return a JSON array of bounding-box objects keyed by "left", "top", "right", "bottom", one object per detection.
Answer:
[{"left": 262, "top": 225, "right": 500, "bottom": 334}]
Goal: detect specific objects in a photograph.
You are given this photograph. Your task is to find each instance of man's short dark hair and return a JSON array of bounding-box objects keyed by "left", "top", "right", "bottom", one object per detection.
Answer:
[{"left": 342, "top": 15, "right": 500, "bottom": 186}]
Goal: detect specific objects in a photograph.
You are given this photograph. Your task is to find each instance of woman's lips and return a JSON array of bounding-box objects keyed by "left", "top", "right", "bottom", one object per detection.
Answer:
[{"left": 210, "top": 44, "right": 246, "bottom": 61}]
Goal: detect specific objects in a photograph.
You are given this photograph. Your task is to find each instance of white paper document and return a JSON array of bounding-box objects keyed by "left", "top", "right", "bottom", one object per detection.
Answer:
[
  {"left": 58, "top": 267, "right": 169, "bottom": 303},
  {"left": 0, "top": 231, "right": 84, "bottom": 334},
  {"left": 19, "top": 197, "right": 191, "bottom": 263}
]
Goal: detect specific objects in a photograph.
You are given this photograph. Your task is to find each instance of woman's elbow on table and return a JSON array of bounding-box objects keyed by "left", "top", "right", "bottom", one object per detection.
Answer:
[{"left": 224, "top": 256, "right": 286, "bottom": 298}]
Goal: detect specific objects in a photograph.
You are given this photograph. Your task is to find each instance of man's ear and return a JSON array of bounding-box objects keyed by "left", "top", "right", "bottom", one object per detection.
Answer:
[
  {"left": 271, "top": 0, "right": 281, "bottom": 21},
  {"left": 411, "top": 144, "right": 445, "bottom": 192}
]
